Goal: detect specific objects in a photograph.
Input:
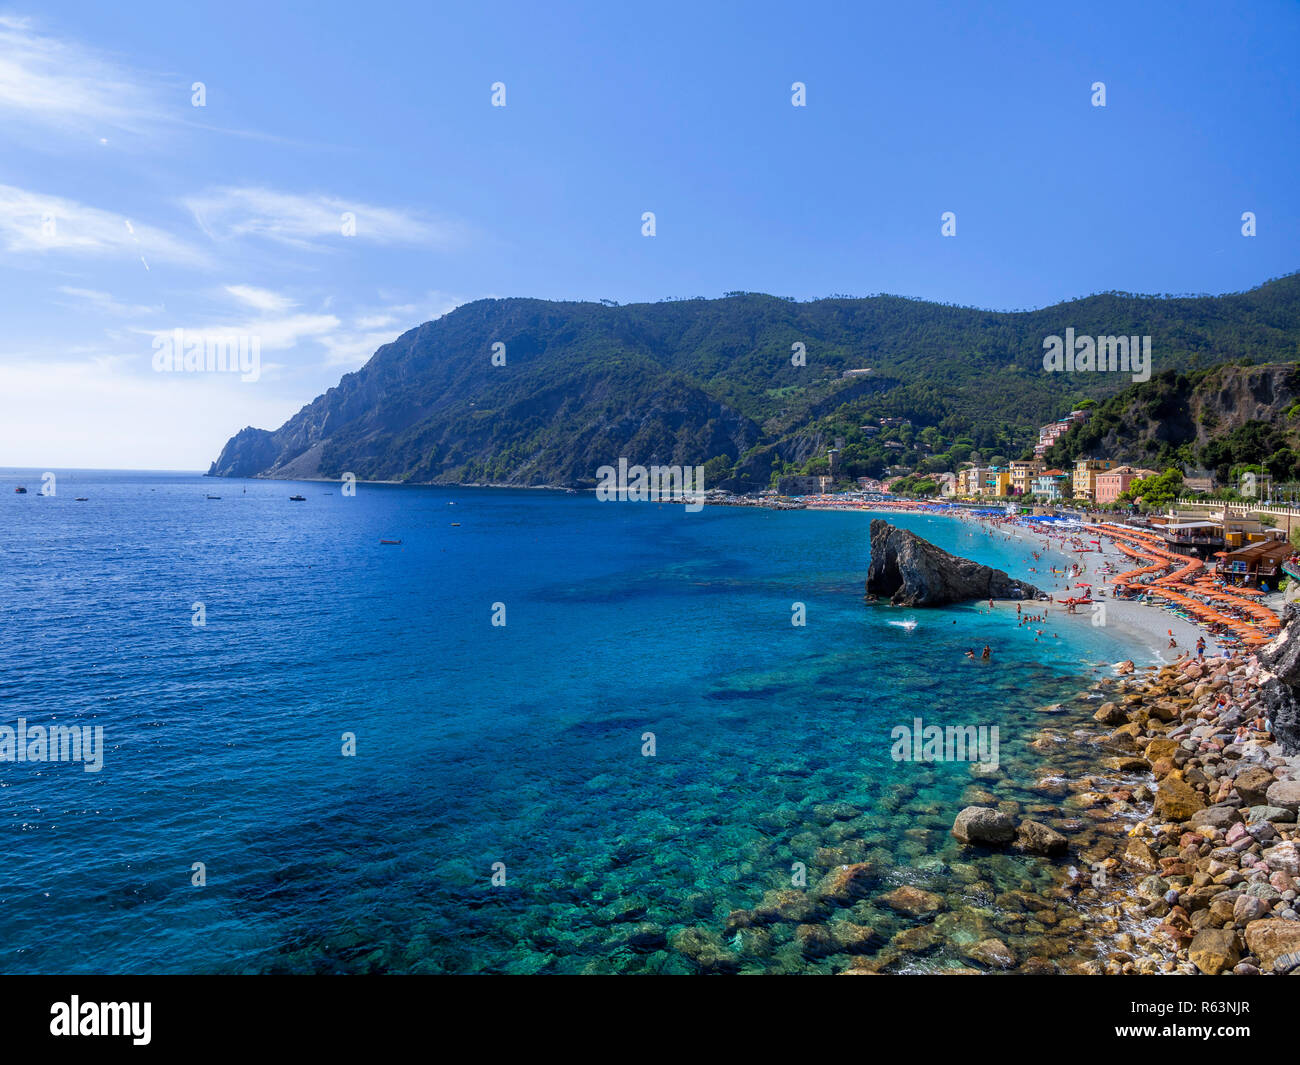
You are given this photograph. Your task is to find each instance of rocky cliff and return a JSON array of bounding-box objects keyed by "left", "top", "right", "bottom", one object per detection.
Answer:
[
  {"left": 866, "top": 519, "right": 1045, "bottom": 606},
  {"left": 1042, "top": 363, "right": 1300, "bottom": 481},
  {"left": 1254, "top": 605, "right": 1300, "bottom": 755}
]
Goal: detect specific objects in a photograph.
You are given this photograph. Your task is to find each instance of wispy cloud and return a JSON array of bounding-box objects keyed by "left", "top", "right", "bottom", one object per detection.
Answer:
[
  {"left": 185, "top": 186, "right": 458, "bottom": 249},
  {"left": 0, "top": 15, "right": 167, "bottom": 141},
  {"left": 319, "top": 292, "right": 467, "bottom": 368},
  {"left": 225, "top": 284, "right": 295, "bottom": 313},
  {"left": 138, "top": 313, "right": 342, "bottom": 355},
  {"left": 56, "top": 286, "right": 162, "bottom": 317},
  {"left": 0, "top": 184, "right": 206, "bottom": 266}
]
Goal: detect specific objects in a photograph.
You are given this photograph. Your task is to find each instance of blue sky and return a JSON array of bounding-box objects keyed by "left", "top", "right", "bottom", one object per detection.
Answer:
[{"left": 2, "top": 1, "right": 1297, "bottom": 468}]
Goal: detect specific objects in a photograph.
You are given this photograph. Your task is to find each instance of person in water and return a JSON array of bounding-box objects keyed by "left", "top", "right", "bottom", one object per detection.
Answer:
[{"left": 981, "top": 645, "right": 991, "bottom": 660}]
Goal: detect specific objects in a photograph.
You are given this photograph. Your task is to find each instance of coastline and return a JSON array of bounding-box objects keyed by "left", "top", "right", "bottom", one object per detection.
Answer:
[{"left": 777, "top": 499, "right": 1299, "bottom": 973}]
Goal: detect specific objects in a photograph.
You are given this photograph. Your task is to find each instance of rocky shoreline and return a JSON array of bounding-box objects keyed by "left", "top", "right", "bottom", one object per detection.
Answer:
[
  {"left": 942, "top": 639, "right": 1300, "bottom": 975},
  {"left": 1060, "top": 648, "right": 1300, "bottom": 974}
]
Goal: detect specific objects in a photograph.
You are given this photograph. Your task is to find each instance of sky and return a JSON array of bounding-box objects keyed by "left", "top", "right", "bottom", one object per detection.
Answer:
[{"left": 1, "top": 1, "right": 1297, "bottom": 470}]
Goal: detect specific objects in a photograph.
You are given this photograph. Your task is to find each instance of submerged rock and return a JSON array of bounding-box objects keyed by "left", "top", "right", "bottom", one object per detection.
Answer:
[
  {"left": 812, "top": 862, "right": 878, "bottom": 905},
  {"left": 865, "top": 519, "right": 1043, "bottom": 606},
  {"left": 964, "top": 937, "right": 1016, "bottom": 969},
  {"left": 879, "top": 885, "right": 945, "bottom": 916},
  {"left": 1015, "top": 820, "right": 1069, "bottom": 856}
]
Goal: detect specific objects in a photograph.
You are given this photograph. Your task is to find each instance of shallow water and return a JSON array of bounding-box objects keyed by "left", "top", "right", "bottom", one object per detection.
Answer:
[{"left": 0, "top": 472, "right": 1144, "bottom": 973}]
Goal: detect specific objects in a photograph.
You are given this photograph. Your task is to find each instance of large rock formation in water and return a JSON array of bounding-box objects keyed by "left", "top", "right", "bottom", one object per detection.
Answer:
[
  {"left": 1253, "top": 604, "right": 1300, "bottom": 755},
  {"left": 866, "top": 519, "right": 1044, "bottom": 607}
]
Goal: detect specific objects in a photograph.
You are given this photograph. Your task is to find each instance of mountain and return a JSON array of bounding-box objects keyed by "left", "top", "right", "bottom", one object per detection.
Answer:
[
  {"left": 209, "top": 274, "right": 1300, "bottom": 491},
  {"left": 1041, "top": 362, "right": 1300, "bottom": 483}
]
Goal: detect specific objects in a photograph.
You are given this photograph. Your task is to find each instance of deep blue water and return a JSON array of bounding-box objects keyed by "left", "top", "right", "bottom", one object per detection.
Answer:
[{"left": 0, "top": 470, "right": 1140, "bottom": 973}]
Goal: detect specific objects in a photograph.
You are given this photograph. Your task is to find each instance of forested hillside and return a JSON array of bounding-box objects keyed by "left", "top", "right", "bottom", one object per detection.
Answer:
[{"left": 209, "top": 273, "right": 1300, "bottom": 490}]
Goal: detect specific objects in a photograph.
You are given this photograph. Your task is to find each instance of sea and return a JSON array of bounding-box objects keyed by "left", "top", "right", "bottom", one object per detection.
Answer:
[{"left": 0, "top": 470, "right": 1148, "bottom": 974}]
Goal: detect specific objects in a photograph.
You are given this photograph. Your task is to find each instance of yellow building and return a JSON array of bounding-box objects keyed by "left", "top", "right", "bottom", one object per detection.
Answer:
[
  {"left": 1009, "top": 460, "right": 1044, "bottom": 496},
  {"left": 957, "top": 466, "right": 985, "bottom": 497},
  {"left": 983, "top": 468, "right": 1011, "bottom": 497},
  {"left": 1073, "top": 458, "right": 1116, "bottom": 501}
]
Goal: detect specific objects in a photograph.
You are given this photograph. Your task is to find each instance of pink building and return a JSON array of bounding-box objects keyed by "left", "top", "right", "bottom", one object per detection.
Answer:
[
  {"left": 1034, "top": 409, "right": 1090, "bottom": 458},
  {"left": 1094, "top": 465, "right": 1156, "bottom": 504}
]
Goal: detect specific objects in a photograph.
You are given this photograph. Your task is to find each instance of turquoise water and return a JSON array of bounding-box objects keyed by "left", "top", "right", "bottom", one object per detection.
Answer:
[{"left": 0, "top": 472, "right": 1138, "bottom": 973}]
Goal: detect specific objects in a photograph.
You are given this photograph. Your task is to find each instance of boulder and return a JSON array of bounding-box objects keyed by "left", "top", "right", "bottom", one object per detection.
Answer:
[
  {"left": 1189, "top": 805, "right": 1243, "bottom": 831},
  {"left": 1015, "top": 820, "right": 1068, "bottom": 856},
  {"left": 1144, "top": 738, "right": 1180, "bottom": 764},
  {"left": 1188, "top": 928, "right": 1241, "bottom": 975},
  {"left": 1154, "top": 777, "right": 1205, "bottom": 823},
  {"left": 1124, "top": 837, "right": 1159, "bottom": 873},
  {"left": 1266, "top": 779, "right": 1300, "bottom": 812},
  {"left": 1262, "top": 841, "right": 1300, "bottom": 876},
  {"left": 1233, "top": 894, "right": 1271, "bottom": 924},
  {"left": 1094, "top": 702, "right": 1127, "bottom": 726},
  {"left": 1243, "top": 919, "right": 1300, "bottom": 969},
  {"left": 865, "top": 520, "right": 1043, "bottom": 606},
  {"left": 951, "top": 806, "right": 1016, "bottom": 846},
  {"left": 1233, "top": 765, "right": 1276, "bottom": 806}
]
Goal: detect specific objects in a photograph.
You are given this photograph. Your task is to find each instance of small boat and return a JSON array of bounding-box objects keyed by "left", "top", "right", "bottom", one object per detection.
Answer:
[
  {"left": 206, "top": 495, "right": 221, "bottom": 500},
  {"left": 14, "top": 486, "right": 27, "bottom": 494},
  {"left": 380, "top": 539, "right": 402, "bottom": 545},
  {"left": 289, "top": 495, "right": 306, "bottom": 502},
  {"left": 450, "top": 522, "right": 461, "bottom": 527},
  {"left": 74, "top": 497, "right": 88, "bottom": 502}
]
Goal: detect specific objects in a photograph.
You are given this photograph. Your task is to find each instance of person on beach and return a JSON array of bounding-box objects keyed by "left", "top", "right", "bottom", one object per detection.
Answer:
[{"left": 1196, "top": 637, "right": 1206, "bottom": 660}]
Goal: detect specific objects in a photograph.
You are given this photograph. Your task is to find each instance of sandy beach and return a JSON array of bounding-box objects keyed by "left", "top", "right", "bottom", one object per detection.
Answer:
[{"left": 818, "top": 501, "right": 1244, "bottom": 666}]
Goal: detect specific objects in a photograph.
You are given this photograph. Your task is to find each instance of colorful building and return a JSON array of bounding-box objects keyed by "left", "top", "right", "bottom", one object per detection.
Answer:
[
  {"left": 1032, "top": 470, "right": 1069, "bottom": 500},
  {"left": 1034, "top": 410, "right": 1089, "bottom": 458},
  {"left": 957, "top": 465, "right": 985, "bottom": 497},
  {"left": 1073, "top": 458, "right": 1117, "bottom": 501},
  {"left": 982, "top": 467, "right": 1011, "bottom": 497},
  {"left": 1093, "top": 465, "right": 1157, "bottom": 505},
  {"left": 1009, "top": 459, "right": 1044, "bottom": 496}
]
